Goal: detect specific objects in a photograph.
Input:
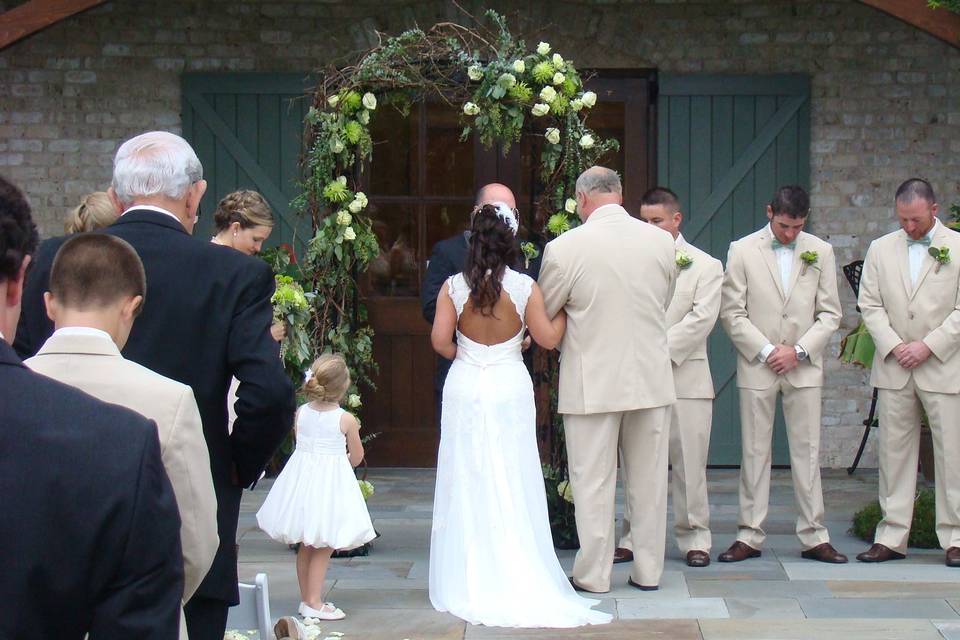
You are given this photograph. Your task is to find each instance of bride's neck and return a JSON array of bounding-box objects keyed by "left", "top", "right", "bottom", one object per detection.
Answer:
[{"left": 211, "top": 232, "right": 233, "bottom": 248}]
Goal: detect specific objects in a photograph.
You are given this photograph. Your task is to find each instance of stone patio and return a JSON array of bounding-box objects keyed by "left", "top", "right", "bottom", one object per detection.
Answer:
[{"left": 235, "top": 468, "right": 959, "bottom": 640}]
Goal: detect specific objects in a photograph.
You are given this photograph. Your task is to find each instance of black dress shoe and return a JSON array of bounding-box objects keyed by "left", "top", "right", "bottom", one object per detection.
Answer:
[
  {"left": 627, "top": 577, "right": 658, "bottom": 591},
  {"left": 856, "top": 543, "right": 905, "bottom": 563},
  {"left": 568, "top": 576, "right": 604, "bottom": 593},
  {"left": 686, "top": 550, "right": 711, "bottom": 567},
  {"left": 613, "top": 547, "right": 634, "bottom": 564},
  {"left": 946, "top": 547, "right": 960, "bottom": 567},
  {"left": 801, "top": 542, "right": 848, "bottom": 564},
  {"left": 717, "top": 541, "right": 761, "bottom": 563}
]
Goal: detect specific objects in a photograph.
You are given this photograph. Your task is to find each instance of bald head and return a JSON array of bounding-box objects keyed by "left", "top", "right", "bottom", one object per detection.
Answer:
[
  {"left": 475, "top": 183, "right": 516, "bottom": 209},
  {"left": 575, "top": 166, "right": 622, "bottom": 221}
]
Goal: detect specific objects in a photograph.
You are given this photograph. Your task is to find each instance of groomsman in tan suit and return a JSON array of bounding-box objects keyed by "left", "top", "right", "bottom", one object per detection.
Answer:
[
  {"left": 26, "top": 233, "right": 219, "bottom": 637},
  {"left": 718, "top": 185, "right": 846, "bottom": 564},
  {"left": 540, "top": 167, "right": 677, "bottom": 592},
  {"left": 856, "top": 178, "right": 960, "bottom": 567}
]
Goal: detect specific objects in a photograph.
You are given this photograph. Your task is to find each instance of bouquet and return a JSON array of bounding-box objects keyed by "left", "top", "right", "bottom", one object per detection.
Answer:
[{"left": 271, "top": 274, "right": 313, "bottom": 369}]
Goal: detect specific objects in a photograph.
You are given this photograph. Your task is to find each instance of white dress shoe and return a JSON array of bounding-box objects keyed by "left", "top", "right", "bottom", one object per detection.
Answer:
[{"left": 300, "top": 602, "right": 345, "bottom": 620}]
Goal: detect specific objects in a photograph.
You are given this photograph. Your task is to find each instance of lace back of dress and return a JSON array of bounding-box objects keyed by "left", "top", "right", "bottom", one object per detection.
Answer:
[{"left": 448, "top": 269, "right": 533, "bottom": 346}]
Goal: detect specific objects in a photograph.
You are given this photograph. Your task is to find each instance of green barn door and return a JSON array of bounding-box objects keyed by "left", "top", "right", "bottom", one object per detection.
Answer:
[
  {"left": 181, "top": 73, "right": 313, "bottom": 252},
  {"left": 657, "top": 74, "right": 811, "bottom": 466}
]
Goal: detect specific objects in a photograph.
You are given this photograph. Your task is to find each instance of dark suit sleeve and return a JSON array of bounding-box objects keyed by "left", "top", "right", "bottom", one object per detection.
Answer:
[
  {"left": 228, "top": 261, "right": 296, "bottom": 487},
  {"left": 13, "top": 237, "right": 61, "bottom": 358},
  {"left": 89, "top": 423, "right": 184, "bottom": 639},
  {"left": 421, "top": 242, "right": 456, "bottom": 325}
]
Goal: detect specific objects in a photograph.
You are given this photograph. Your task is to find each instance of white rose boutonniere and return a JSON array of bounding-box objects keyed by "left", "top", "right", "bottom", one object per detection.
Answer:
[{"left": 675, "top": 249, "right": 694, "bottom": 270}]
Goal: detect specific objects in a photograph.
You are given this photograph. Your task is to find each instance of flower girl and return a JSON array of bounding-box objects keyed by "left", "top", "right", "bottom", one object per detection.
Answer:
[{"left": 257, "top": 354, "right": 376, "bottom": 620}]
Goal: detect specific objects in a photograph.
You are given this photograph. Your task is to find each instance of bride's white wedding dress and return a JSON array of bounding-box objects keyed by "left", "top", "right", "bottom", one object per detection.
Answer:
[{"left": 429, "top": 269, "right": 611, "bottom": 628}]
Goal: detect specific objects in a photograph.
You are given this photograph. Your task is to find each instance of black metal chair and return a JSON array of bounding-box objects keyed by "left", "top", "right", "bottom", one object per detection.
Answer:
[{"left": 842, "top": 260, "right": 879, "bottom": 475}]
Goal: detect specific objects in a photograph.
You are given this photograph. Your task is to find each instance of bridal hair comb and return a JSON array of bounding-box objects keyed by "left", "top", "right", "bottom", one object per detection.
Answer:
[
  {"left": 304, "top": 369, "right": 314, "bottom": 383},
  {"left": 490, "top": 201, "right": 519, "bottom": 236}
]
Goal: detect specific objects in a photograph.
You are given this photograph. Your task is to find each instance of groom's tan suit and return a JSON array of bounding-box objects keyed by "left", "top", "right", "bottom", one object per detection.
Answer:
[
  {"left": 858, "top": 220, "right": 960, "bottom": 552},
  {"left": 720, "top": 226, "right": 841, "bottom": 550},
  {"left": 540, "top": 204, "right": 677, "bottom": 591},
  {"left": 27, "top": 330, "right": 219, "bottom": 639}
]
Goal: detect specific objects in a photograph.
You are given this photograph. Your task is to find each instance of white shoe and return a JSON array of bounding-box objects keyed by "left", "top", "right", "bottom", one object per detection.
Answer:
[
  {"left": 300, "top": 602, "right": 345, "bottom": 620},
  {"left": 274, "top": 615, "right": 308, "bottom": 639},
  {"left": 297, "top": 601, "right": 305, "bottom": 616}
]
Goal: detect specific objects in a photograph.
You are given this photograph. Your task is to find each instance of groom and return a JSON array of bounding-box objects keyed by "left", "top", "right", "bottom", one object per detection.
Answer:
[{"left": 539, "top": 166, "right": 677, "bottom": 592}]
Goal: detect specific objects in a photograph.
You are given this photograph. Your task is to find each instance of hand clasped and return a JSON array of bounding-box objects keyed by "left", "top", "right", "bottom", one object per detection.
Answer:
[
  {"left": 893, "top": 341, "right": 932, "bottom": 369},
  {"left": 765, "top": 344, "right": 798, "bottom": 375}
]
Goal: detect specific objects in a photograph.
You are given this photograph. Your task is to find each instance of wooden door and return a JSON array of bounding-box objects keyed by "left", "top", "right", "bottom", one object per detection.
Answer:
[{"left": 657, "top": 74, "right": 812, "bottom": 466}]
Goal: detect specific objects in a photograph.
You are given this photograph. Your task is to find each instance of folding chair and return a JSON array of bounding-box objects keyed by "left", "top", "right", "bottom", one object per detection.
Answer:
[{"left": 226, "top": 572, "right": 272, "bottom": 639}]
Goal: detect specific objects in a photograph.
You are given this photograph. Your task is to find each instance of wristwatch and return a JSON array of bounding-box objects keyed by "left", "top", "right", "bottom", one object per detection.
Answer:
[{"left": 795, "top": 345, "right": 808, "bottom": 361}]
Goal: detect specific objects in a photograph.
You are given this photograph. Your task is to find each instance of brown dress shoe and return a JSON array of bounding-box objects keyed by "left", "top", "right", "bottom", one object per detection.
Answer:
[
  {"left": 627, "top": 577, "right": 658, "bottom": 591},
  {"left": 856, "top": 543, "right": 905, "bottom": 563},
  {"left": 801, "top": 542, "right": 848, "bottom": 564},
  {"left": 686, "top": 550, "right": 711, "bottom": 567},
  {"left": 946, "top": 547, "right": 960, "bottom": 567},
  {"left": 717, "top": 541, "right": 761, "bottom": 563},
  {"left": 613, "top": 547, "right": 634, "bottom": 564}
]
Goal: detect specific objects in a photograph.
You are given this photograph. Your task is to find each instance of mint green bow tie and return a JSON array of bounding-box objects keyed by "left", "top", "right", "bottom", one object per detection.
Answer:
[
  {"left": 907, "top": 237, "right": 931, "bottom": 247},
  {"left": 771, "top": 239, "right": 796, "bottom": 250}
]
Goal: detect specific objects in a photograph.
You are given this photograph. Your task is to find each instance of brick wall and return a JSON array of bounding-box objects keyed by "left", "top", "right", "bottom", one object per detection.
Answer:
[{"left": 2, "top": 0, "right": 959, "bottom": 467}]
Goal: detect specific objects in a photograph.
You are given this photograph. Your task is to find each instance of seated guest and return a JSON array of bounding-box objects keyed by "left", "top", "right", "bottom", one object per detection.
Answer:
[
  {"left": 26, "top": 233, "right": 219, "bottom": 638},
  {"left": 0, "top": 174, "right": 184, "bottom": 638},
  {"left": 64, "top": 191, "right": 118, "bottom": 233}
]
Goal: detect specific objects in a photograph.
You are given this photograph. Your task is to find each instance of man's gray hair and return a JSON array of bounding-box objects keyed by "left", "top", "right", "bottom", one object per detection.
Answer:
[
  {"left": 111, "top": 131, "right": 203, "bottom": 206},
  {"left": 575, "top": 167, "right": 622, "bottom": 196}
]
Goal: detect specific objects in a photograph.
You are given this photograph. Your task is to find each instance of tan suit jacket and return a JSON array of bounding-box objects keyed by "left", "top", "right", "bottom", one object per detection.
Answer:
[
  {"left": 858, "top": 222, "right": 960, "bottom": 393},
  {"left": 540, "top": 204, "right": 677, "bottom": 414},
  {"left": 670, "top": 238, "right": 723, "bottom": 399},
  {"left": 720, "top": 227, "right": 842, "bottom": 390},
  {"left": 27, "top": 333, "right": 219, "bottom": 622}
]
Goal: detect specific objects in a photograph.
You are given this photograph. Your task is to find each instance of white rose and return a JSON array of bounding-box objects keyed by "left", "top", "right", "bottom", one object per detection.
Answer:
[
  {"left": 336, "top": 210, "right": 352, "bottom": 225},
  {"left": 354, "top": 191, "right": 368, "bottom": 207},
  {"left": 565, "top": 198, "right": 577, "bottom": 213},
  {"left": 358, "top": 109, "right": 370, "bottom": 125},
  {"left": 537, "top": 41, "right": 551, "bottom": 55},
  {"left": 337, "top": 175, "right": 347, "bottom": 186},
  {"left": 348, "top": 393, "right": 362, "bottom": 408},
  {"left": 463, "top": 101, "right": 480, "bottom": 116},
  {"left": 330, "top": 137, "right": 344, "bottom": 153},
  {"left": 362, "top": 92, "right": 377, "bottom": 110},
  {"left": 327, "top": 94, "right": 340, "bottom": 108},
  {"left": 343, "top": 226, "right": 357, "bottom": 241},
  {"left": 570, "top": 98, "right": 583, "bottom": 112},
  {"left": 552, "top": 53, "right": 565, "bottom": 70},
  {"left": 348, "top": 199, "right": 362, "bottom": 214},
  {"left": 531, "top": 102, "right": 550, "bottom": 117},
  {"left": 498, "top": 72, "right": 517, "bottom": 88},
  {"left": 578, "top": 133, "right": 595, "bottom": 149},
  {"left": 552, "top": 72, "right": 565, "bottom": 85},
  {"left": 581, "top": 91, "right": 597, "bottom": 108},
  {"left": 467, "top": 65, "right": 483, "bottom": 81},
  {"left": 545, "top": 127, "right": 560, "bottom": 144},
  {"left": 512, "top": 59, "right": 525, "bottom": 74},
  {"left": 539, "top": 86, "right": 557, "bottom": 102}
]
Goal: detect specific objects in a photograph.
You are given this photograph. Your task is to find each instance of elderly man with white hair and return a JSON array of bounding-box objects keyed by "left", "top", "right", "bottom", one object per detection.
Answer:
[
  {"left": 16, "top": 131, "right": 295, "bottom": 640},
  {"left": 538, "top": 166, "right": 677, "bottom": 593}
]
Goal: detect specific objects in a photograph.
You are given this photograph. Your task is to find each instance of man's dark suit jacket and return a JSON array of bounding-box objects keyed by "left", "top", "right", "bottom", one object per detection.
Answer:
[
  {"left": 15, "top": 209, "right": 296, "bottom": 604},
  {"left": 420, "top": 231, "right": 542, "bottom": 395},
  {"left": 0, "top": 339, "right": 184, "bottom": 639}
]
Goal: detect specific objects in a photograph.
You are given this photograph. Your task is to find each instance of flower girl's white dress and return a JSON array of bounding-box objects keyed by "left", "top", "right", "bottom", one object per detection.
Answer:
[
  {"left": 257, "top": 405, "right": 375, "bottom": 550},
  {"left": 429, "top": 269, "right": 611, "bottom": 627}
]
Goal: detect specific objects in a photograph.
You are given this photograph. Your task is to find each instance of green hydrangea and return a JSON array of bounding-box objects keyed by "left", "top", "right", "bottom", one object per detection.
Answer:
[
  {"left": 358, "top": 479, "right": 375, "bottom": 500},
  {"left": 508, "top": 81, "right": 534, "bottom": 103},
  {"left": 344, "top": 120, "right": 363, "bottom": 145},
  {"left": 549, "top": 94, "right": 569, "bottom": 116},
  {"left": 531, "top": 60, "right": 555, "bottom": 84},
  {"left": 322, "top": 176, "right": 350, "bottom": 203},
  {"left": 561, "top": 77, "right": 578, "bottom": 97},
  {"left": 547, "top": 212, "right": 571, "bottom": 235},
  {"left": 339, "top": 90, "right": 362, "bottom": 112}
]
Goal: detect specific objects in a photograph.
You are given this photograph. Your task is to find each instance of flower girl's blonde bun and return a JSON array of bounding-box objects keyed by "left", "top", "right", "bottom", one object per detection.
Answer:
[{"left": 302, "top": 353, "right": 351, "bottom": 404}]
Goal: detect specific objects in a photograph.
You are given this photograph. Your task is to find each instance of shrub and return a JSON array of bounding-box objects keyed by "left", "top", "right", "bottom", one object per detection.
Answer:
[{"left": 850, "top": 488, "right": 940, "bottom": 548}]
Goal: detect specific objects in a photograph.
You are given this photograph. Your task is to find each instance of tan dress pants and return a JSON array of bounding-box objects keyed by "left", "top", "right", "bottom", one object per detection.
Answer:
[{"left": 564, "top": 405, "right": 670, "bottom": 591}]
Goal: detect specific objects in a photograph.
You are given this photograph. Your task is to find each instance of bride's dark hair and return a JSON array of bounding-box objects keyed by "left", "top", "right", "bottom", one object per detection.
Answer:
[{"left": 464, "top": 203, "right": 519, "bottom": 317}]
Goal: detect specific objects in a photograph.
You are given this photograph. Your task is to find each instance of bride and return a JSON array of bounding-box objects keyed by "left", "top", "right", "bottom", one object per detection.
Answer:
[{"left": 428, "top": 202, "right": 612, "bottom": 628}]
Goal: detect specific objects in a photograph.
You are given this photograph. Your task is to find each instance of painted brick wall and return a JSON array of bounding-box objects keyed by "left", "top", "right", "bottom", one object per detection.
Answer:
[{"left": 2, "top": 0, "right": 959, "bottom": 467}]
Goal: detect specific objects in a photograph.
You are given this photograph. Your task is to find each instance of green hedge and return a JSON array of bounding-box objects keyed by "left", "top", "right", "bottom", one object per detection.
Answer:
[{"left": 850, "top": 488, "right": 940, "bottom": 548}]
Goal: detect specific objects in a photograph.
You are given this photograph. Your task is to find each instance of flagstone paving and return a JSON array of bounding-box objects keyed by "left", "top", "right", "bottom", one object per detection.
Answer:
[{"left": 236, "top": 468, "right": 960, "bottom": 639}]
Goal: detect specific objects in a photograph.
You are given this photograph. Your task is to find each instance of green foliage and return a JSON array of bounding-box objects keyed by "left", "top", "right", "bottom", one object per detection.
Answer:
[
  {"left": 945, "top": 203, "right": 960, "bottom": 232},
  {"left": 542, "top": 464, "right": 579, "bottom": 549},
  {"left": 850, "top": 488, "right": 940, "bottom": 548},
  {"left": 928, "top": 0, "right": 960, "bottom": 15}
]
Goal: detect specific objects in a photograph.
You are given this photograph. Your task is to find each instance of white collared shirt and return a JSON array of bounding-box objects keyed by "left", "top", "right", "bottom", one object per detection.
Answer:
[
  {"left": 769, "top": 224, "right": 794, "bottom": 294},
  {"left": 52, "top": 326, "right": 114, "bottom": 342},
  {"left": 122, "top": 204, "right": 181, "bottom": 223},
  {"left": 908, "top": 219, "right": 939, "bottom": 286}
]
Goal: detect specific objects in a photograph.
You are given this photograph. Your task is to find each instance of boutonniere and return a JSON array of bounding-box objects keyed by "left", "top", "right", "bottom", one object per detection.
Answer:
[
  {"left": 928, "top": 246, "right": 951, "bottom": 273},
  {"left": 520, "top": 241, "right": 540, "bottom": 269},
  {"left": 675, "top": 249, "right": 693, "bottom": 270},
  {"left": 800, "top": 250, "right": 819, "bottom": 275}
]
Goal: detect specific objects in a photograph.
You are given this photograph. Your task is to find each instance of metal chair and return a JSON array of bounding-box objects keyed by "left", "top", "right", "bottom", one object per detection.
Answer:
[
  {"left": 842, "top": 260, "right": 879, "bottom": 475},
  {"left": 226, "top": 572, "right": 272, "bottom": 639}
]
